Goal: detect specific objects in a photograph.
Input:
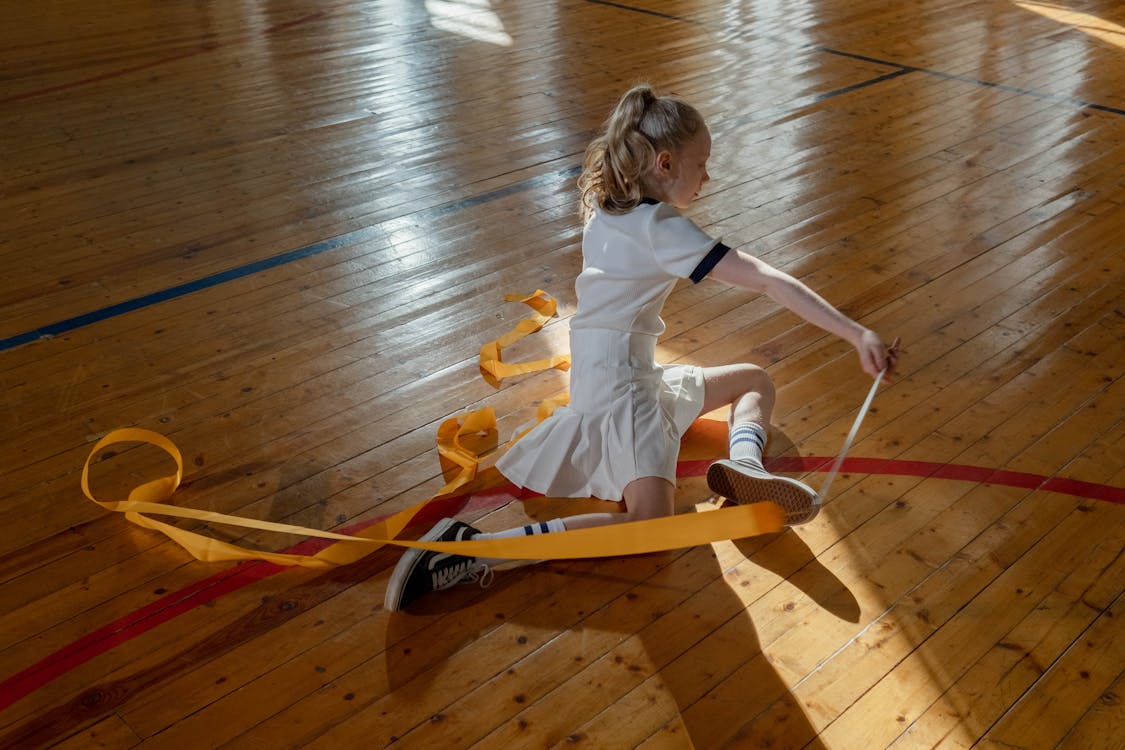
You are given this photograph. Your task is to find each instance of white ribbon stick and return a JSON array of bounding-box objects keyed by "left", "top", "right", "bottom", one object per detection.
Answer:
[{"left": 817, "top": 368, "right": 886, "bottom": 502}]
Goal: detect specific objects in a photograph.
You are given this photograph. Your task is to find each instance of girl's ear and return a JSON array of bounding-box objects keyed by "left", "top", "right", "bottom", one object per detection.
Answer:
[{"left": 654, "top": 149, "right": 673, "bottom": 175}]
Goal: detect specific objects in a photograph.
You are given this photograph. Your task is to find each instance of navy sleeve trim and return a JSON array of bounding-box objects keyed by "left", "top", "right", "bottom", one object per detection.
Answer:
[{"left": 689, "top": 242, "right": 731, "bottom": 283}]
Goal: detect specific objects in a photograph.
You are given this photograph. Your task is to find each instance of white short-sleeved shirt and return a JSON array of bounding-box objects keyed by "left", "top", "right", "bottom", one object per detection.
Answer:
[{"left": 571, "top": 200, "right": 729, "bottom": 336}]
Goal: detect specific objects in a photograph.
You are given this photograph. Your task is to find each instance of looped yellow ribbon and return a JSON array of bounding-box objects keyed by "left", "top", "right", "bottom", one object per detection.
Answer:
[
  {"left": 436, "top": 407, "right": 498, "bottom": 497},
  {"left": 479, "top": 290, "right": 571, "bottom": 388},
  {"left": 81, "top": 427, "right": 437, "bottom": 568}
]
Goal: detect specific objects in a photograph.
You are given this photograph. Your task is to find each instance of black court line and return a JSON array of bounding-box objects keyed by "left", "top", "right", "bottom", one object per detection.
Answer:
[
  {"left": 815, "top": 46, "right": 1125, "bottom": 116},
  {"left": 710, "top": 67, "right": 915, "bottom": 138},
  {"left": 812, "top": 67, "right": 914, "bottom": 103},
  {"left": 583, "top": 0, "right": 697, "bottom": 24},
  {"left": 589, "top": 0, "right": 1125, "bottom": 117}
]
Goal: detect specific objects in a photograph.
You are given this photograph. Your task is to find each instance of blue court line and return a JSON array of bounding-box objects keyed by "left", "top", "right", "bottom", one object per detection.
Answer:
[
  {"left": 0, "top": 233, "right": 372, "bottom": 352},
  {"left": 0, "top": 166, "right": 580, "bottom": 353}
]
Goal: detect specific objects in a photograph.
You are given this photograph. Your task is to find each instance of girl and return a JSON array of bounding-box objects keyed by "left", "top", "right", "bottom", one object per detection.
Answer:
[{"left": 385, "top": 84, "right": 897, "bottom": 611}]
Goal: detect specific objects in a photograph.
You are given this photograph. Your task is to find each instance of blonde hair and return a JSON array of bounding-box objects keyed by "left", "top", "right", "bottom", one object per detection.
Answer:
[{"left": 578, "top": 84, "right": 706, "bottom": 222}]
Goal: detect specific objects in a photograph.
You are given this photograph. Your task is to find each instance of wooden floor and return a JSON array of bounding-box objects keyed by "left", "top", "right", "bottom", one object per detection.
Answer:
[{"left": 2, "top": 0, "right": 1123, "bottom": 747}]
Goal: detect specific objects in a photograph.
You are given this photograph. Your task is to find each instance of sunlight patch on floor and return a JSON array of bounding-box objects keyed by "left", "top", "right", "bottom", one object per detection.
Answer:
[
  {"left": 1014, "top": 0, "right": 1125, "bottom": 48},
  {"left": 426, "top": 0, "right": 513, "bottom": 46}
]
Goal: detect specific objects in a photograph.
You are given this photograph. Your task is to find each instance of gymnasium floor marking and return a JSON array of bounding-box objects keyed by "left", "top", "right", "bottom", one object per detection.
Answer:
[
  {"left": 591, "top": 0, "right": 1125, "bottom": 117},
  {"left": 1, "top": 455, "right": 1120, "bottom": 713},
  {"left": 0, "top": 166, "right": 577, "bottom": 352}
]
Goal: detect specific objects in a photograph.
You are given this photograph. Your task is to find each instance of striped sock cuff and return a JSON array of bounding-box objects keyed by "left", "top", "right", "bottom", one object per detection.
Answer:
[
  {"left": 730, "top": 424, "right": 766, "bottom": 449},
  {"left": 730, "top": 422, "right": 768, "bottom": 463},
  {"left": 472, "top": 516, "right": 568, "bottom": 541},
  {"left": 545, "top": 517, "right": 568, "bottom": 534}
]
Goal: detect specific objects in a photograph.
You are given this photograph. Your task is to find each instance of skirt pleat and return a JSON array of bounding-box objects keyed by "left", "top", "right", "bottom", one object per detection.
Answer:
[{"left": 496, "top": 328, "right": 706, "bottom": 501}]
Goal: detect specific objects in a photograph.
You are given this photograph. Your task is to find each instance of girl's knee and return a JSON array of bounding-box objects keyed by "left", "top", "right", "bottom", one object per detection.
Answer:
[
  {"left": 739, "top": 363, "right": 774, "bottom": 398},
  {"left": 622, "top": 476, "right": 675, "bottom": 520},
  {"left": 703, "top": 362, "right": 775, "bottom": 414},
  {"left": 729, "top": 362, "right": 774, "bottom": 402}
]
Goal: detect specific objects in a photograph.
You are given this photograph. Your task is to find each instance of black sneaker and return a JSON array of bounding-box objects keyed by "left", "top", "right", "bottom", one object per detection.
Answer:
[
  {"left": 384, "top": 518, "right": 490, "bottom": 611},
  {"left": 707, "top": 459, "right": 822, "bottom": 525}
]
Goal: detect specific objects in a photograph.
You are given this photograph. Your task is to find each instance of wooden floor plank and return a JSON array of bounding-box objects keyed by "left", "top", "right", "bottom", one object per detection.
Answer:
[
  {"left": 2, "top": 0, "right": 1122, "bottom": 747},
  {"left": 890, "top": 524, "right": 1125, "bottom": 749},
  {"left": 983, "top": 589, "right": 1124, "bottom": 749},
  {"left": 817, "top": 496, "right": 1118, "bottom": 748},
  {"left": 1054, "top": 666, "right": 1125, "bottom": 750}
]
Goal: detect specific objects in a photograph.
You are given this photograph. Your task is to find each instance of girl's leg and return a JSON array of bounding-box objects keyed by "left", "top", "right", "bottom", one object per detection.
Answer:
[
  {"left": 464, "top": 367, "right": 763, "bottom": 544},
  {"left": 563, "top": 367, "right": 779, "bottom": 533},
  {"left": 557, "top": 475, "right": 675, "bottom": 529},
  {"left": 701, "top": 363, "right": 821, "bottom": 525},
  {"left": 700, "top": 363, "right": 775, "bottom": 430},
  {"left": 385, "top": 477, "right": 675, "bottom": 611},
  {"left": 387, "top": 366, "right": 767, "bottom": 610}
]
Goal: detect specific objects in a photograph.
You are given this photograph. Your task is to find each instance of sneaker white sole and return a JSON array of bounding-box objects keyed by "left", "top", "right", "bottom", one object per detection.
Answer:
[
  {"left": 707, "top": 460, "right": 821, "bottom": 526},
  {"left": 384, "top": 517, "right": 457, "bottom": 612}
]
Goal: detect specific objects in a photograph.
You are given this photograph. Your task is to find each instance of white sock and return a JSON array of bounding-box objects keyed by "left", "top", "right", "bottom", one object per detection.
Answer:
[
  {"left": 729, "top": 422, "right": 768, "bottom": 468},
  {"left": 470, "top": 518, "right": 568, "bottom": 566},
  {"left": 471, "top": 517, "right": 568, "bottom": 541}
]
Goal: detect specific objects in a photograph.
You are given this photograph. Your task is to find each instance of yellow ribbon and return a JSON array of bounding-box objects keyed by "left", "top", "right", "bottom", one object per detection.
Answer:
[
  {"left": 435, "top": 407, "right": 498, "bottom": 496},
  {"left": 479, "top": 290, "right": 571, "bottom": 388},
  {"left": 82, "top": 419, "right": 782, "bottom": 567},
  {"left": 81, "top": 292, "right": 787, "bottom": 568},
  {"left": 81, "top": 428, "right": 423, "bottom": 568}
]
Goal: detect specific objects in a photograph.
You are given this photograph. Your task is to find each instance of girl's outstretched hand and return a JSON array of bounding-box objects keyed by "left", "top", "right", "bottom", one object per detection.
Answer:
[{"left": 856, "top": 329, "right": 901, "bottom": 379}]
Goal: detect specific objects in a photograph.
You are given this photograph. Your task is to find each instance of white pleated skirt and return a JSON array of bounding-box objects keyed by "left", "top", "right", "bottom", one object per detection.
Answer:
[{"left": 496, "top": 327, "right": 706, "bottom": 501}]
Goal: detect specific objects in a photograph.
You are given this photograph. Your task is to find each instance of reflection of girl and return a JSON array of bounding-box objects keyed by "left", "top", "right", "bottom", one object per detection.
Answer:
[{"left": 385, "top": 84, "right": 897, "bottom": 611}]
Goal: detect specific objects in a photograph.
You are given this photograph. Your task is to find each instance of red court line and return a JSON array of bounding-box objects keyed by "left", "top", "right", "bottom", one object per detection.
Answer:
[
  {"left": 1, "top": 457, "right": 1120, "bottom": 712},
  {"left": 0, "top": 486, "right": 518, "bottom": 713}
]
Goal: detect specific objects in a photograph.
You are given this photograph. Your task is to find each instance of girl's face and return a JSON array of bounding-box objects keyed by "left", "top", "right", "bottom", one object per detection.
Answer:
[{"left": 653, "top": 128, "right": 712, "bottom": 209}]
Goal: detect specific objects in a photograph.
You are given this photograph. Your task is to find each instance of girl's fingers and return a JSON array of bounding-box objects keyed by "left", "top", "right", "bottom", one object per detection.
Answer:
[{"left": 884, "top": 337, "right": 901, "bottom": 375}]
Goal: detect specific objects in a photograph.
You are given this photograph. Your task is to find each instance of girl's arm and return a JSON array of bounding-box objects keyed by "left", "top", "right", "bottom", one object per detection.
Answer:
[{"left": 709, "top": 249, "right": 896, "bottom": 378}]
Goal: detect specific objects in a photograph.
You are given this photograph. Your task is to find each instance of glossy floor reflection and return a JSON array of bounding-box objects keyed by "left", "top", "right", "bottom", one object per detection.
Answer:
[{"left": 1, "top": 1, "right": 1123, "bottom": 747}]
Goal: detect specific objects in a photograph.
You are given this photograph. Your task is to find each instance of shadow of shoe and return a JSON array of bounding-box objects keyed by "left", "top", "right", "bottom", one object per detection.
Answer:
[{"left": 734, "top": 529, "right": 860, "bottom": 623}]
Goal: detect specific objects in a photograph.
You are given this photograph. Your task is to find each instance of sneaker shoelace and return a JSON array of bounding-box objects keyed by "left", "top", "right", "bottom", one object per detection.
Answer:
[
  {"left": 432, "top": 559, "right": 493, "bottom": 591},
  {"left": 463, "top": 564, "right": 494, "bottom": 590}
]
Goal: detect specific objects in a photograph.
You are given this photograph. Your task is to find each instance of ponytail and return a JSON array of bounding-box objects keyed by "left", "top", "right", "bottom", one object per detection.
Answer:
[{"left": 578, "top": 84, "right": 705, "bottom": 222}]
